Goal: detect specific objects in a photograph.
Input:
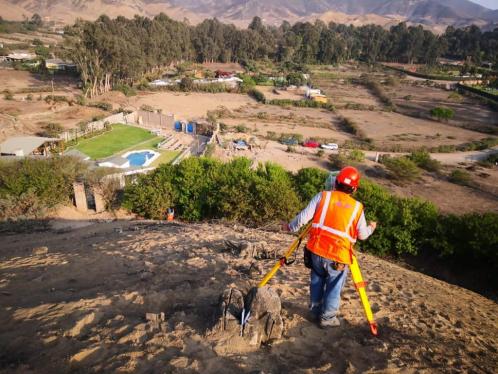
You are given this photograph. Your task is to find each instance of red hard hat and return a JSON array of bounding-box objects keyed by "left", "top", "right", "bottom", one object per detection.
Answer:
[{"left": 336, "top": 166, "right": 360, "bottom": 188}]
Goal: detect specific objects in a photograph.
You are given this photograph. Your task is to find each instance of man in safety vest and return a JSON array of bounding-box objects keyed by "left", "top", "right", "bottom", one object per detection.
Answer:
[{"left": 285, "top": 166, "right": 377, "bottom": 328}]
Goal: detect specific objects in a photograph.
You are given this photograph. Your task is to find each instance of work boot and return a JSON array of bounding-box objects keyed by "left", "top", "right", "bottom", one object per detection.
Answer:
[{"left": 320, "top": 316, "right": 340, "bottom": 328}]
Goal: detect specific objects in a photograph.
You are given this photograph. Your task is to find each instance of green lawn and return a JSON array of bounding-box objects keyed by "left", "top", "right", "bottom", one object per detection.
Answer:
[
  {"left": 151, "top": 150, "right": 181, "bottom": 167},
  {"left": 74, "top": 124, "right": 156, "bottom": 159}
]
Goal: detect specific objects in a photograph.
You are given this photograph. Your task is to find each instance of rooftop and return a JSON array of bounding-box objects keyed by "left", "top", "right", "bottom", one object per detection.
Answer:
[{"left": 0, "top": 136, "right": 59, "bottom": 156}]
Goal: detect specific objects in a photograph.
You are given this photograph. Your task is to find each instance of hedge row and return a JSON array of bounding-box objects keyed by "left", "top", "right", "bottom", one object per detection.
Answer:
[{"left": 123, "top": 157, "right": 498, "bottom": 290}]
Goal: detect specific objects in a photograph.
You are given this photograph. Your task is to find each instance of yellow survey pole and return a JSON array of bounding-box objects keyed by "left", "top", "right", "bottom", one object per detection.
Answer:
[
  {"left": 350, "top": 254, "right": 378, "bottom": 336},
  {"left": 257, "top": 223, "right": 311, "bottom": 288}
]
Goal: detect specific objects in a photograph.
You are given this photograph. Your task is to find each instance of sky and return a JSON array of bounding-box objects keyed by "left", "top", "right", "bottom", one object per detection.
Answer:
[{"left": 469, "top": 0, "right": 498, "bottom": 10}]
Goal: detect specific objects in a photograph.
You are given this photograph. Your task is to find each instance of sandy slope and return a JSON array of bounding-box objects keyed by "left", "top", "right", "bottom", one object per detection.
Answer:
[{"left": 0, "top": 220, "right": 496, "bottom": 373}]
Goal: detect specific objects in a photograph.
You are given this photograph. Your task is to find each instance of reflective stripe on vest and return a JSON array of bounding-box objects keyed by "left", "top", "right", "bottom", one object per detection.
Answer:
[{"left": 311, "top": 191, "right": 361, "bottom": 244}]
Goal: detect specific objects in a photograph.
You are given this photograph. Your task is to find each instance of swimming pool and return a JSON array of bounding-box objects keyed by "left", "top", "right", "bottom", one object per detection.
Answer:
[{"left": 123, "top": 150, "right": 160, "bottom": 167}]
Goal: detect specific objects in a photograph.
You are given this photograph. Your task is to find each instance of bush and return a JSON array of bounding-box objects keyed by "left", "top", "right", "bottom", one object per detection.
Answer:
[
  {"left": 3, "top": 90, "right": 14, "bottom": 100},
  {"left": 329, "top": 149, "right": 365, "bottom": 169},
  {"left": 89, "top": 101, "right": 112, "bottom": 111},
  {"left": 430, "top": 107, "right": 454, "bottom": 121},
  {"left": 26, "top": 93, "right": 33, "bottom": 101},
  {"left": 38, "top": 122, "right": 64, "bottom": 137},
  {"left": 381, "top": 156, "right": 420, "bottom": 183},
  {"left": 293, "top": 168, "right": 328, "bottom": 202},
  {"left": 123, "top": 157, "right": 301, "bottom": 225},
  {"left": 113, "top": 84, "right": 137, "bottom": 97},
  {"left": 286, "top": 72, "right": 306, "bottom": 86},
  {"left": 139, "top": 104, "right": 155, "bottom": 112},
  {"left": 408, "top": 150, "right": 441, "bottom": 172},
  {"left": 235, "top": 124, "right": 249, "bottom": 133},
  {"left": 179, "top": 77, "right": 194, "bottom": 91},
  {"left": 248, "top": 88, "right": 266, "bottom": 103},
  {"left": 449, "top": 169, "right": 472, "bottom": 186},
  {"left": 0, "top": 157, "right": 87, "bottom": 219}
]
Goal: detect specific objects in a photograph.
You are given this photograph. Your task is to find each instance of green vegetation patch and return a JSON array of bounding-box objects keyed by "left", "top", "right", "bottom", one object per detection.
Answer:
[{"left": 75, "top": 124, "right": 156, "bottom": 159}]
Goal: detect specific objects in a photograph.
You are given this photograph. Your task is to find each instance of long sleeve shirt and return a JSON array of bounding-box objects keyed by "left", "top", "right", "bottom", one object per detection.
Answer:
[{"left": 288, "top": 192, "right": 374, "bottom": 240}]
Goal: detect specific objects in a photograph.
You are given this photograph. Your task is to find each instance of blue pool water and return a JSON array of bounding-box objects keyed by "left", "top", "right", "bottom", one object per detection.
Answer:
[{"left": 126, "top": 151, "right": 155, "bottom": 166}]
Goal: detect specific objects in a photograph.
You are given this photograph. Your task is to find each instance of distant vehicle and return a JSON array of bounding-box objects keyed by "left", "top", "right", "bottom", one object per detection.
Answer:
[
  {"left": 321, "top": 143, "right": 339, "bottom": 150},
  {"left": 280, "top": 138, "right": 299, "bottom": 146},
  {"left": 233, "top": 140, "right": 249, "bottom": 150},
  {"left": 303, "top": 140, "right": 320, "bottom": 148}
]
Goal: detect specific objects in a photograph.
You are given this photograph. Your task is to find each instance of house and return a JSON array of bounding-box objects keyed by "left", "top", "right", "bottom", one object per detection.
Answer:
[
  {"left": 45, "top": 58, "right": 77, "bottom": 71},
  {"left": 150, "top": 79, "right": 173, "bottom": 87},
  {"left": 0, "top": 136, "right": 60, "bottom": 157},
  {"left": 5, "top": 51, "right": 37, "bottom": 62},
  {"left": 305, "top": 88, "right": 322, "bottom": 98},
  {"left": 215, "top": 70, "right": 235, "bottom": 79}
]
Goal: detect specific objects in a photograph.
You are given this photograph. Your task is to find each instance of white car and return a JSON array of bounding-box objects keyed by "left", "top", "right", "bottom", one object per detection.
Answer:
[{"left": 321, "top": 143, "right": 339, "bottom": 150}]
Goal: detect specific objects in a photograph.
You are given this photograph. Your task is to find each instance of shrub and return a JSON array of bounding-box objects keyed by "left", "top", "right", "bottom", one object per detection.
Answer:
[
  {"left": 316, "top": 149, "right": 325, "bottom": 158},
  {"left": 179, "top": 77, "right": 194, "bottom": 91},
  {"left": 381, "top": 156, "right": 420, "bottom": 183},
  {"left": 38, "top": 122, "right": 63, "bottom": 137},
  {"left": 113, "top": 84, "right": 137, "bottom": 97},
  {"left": 430, "top": 107, "right": 454, "bottom": 121},
  {"left": 26, "top": 93, "right": 33, "bottom": 101},
  {"left": 293, "top": 168, "right": 328, "bottom": 202},
  {"left": 139, "top": 104, "right": 155, "bottom": 112},
  {"left": 123, "top": 165, "right": 174, "bottom": 220},
  {"left": 89, "top": 101, "right": 112, "bottom": 111},
  {"left": 449, "top": 169, "right": 472, "bottom": 186},
  {"left": 235, "top": 124, "right": 249, "bottom": 133},
  {"left": 329, "top": 149, "right": 365, "bottom": 169},
  {"left": 286, "top": 72, "right": 306, "bottom": 86},
  {"left": 248, "top": 88, "right": 266, "bottom": 103},
  {"left": 3, "top": 90, "right": 14, "bottom": 100},
  {"left": 0, "top": 157, "right": 88, "bottom": 219},
  {"left": 408, "top": 150, "right": 441, "bottom": 172},
  {"left": 44, "top": 95, "right": 69, "bottom": 104}
]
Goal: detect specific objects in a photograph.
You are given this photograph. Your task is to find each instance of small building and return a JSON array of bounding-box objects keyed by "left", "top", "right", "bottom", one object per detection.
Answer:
[
  {"left": 5, "top": 51, "right": 37, "bottom": 62},
  {"left": 310, "top": 94, "right": 328, "bottom": 104},
  {"left": 150, "top": 79, "right": 173, "bottom": 87},
  {"left": 45, "top": 58, "right": 77, "bottom": 71},
  {"left": 215, "top": 70, "right": 235, "bottom": 79},
  {"left": 0, "top": 136, "right": 60, "bottom": 157}
]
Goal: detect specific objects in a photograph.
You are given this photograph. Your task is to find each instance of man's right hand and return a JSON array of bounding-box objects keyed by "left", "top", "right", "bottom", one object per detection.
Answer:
[{"left": 368, "top": 221, "right": 377, "bottom": 231}]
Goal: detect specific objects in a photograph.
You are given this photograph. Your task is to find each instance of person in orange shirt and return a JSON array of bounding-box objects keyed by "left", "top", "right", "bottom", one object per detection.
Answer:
[{"left": 285, "top": 166, "right": 377, "bottom": 327}]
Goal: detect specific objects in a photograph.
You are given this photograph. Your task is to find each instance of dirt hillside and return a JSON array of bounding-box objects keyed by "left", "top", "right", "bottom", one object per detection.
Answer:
[{"left": 0, "top": 220, "right": 496, "bottom": 373}]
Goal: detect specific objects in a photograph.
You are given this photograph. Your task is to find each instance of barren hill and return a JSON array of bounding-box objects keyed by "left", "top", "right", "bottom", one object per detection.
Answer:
[
  {"left": 0, "top": 220, "right": 496, "bottom": 372},
  {"left": 2, "top": 0, "right": 498, "bottom": 29}
]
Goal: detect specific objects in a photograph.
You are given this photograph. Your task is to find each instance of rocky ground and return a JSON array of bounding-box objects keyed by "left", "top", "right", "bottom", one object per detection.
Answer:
[{"left": 0, "top": 220, "right": 497, "bottom": 373}]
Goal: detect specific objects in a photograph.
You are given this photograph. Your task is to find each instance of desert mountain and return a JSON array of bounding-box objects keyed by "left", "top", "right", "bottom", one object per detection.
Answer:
[{"left": 2, "top": 0, "right": 498, "bottom": 29}]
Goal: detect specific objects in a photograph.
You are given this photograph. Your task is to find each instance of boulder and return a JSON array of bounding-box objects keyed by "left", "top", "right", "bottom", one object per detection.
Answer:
[{"left": 213, "top": 286, "right": 284, "bottom": 350}]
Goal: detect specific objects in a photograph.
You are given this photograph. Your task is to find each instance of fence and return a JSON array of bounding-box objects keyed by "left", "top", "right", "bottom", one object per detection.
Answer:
[{"left": 59, "top": 112, "right": 138, "bottom": 142}]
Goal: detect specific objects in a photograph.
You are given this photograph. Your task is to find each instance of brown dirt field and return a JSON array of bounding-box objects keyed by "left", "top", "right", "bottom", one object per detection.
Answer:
[
  {"left": 201, "top": 62, "right": 244, "bottom": 73},
  {"left": 0, "top": 221, "right": 496, "bottom": 373},
  {"left": 257, "top": 86, "right": 304, "bottom": 101},
  {"left": 0, "top": 31, "right": 63, "bottom": 45},
  {"left": 218, "top": 103, "right": 354, "bottom": 142},
  {"left": 317, "top": 80, "right": 382, "bottom": 109},
  {"left": 339, "top": 109, "right": 486, "bottom": 150},
  {"left": 364, "top": 166, "right": 498, "bottom": 215},
  {"left": 128, "top": 92, "right": 254, "bottom": 120},
  {"left": 216, "top": 138, "right": 329, "bottom": 172},
  {"left": 390, "top": 83, "right": 498, "bottom": 133},
  {"left": 0, "top": 70, "right": 79, "bottom": 93},
  {"left": 0, "top": 96, "right": 106, "bottom": 141}
]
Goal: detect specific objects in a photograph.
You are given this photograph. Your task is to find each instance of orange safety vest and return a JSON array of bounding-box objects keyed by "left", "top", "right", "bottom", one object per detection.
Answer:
[{"left": 307, "top": 190, "right": 363, "bottom": 265}]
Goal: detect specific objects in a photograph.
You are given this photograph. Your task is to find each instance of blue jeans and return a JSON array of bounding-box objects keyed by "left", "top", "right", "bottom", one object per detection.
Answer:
[{"left": 309, "top": 251, "right": 348, "bottom": 321}]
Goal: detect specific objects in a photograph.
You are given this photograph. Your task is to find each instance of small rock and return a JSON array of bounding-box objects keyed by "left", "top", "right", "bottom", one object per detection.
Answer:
[
  {"left": 145, "top": 312, "right": 165, "bottom": 323},
  {"left": 32, "top": 246, "right": 49, "bottom": 255}
]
